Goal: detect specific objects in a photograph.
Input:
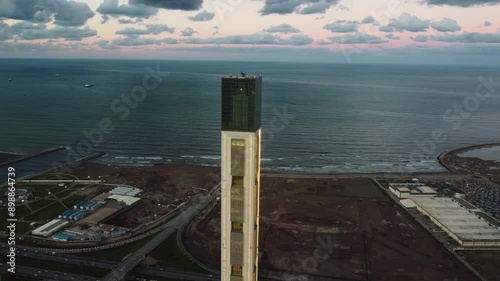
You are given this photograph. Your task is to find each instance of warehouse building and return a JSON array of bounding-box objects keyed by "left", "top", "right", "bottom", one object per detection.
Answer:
[
  {"left": 108, "top": 194, "right": 141, "bottom": 206},
  {"left": 389, "top": 183, "right": 438, "bottom": 199},
  {"left": 32, "top": 219, "right": 69, "bottom": 237},
  {"left": 109, "top": 186, "right": 142, "bottom": 197},
  {"left": 411, "top": 196, "right": 500, "bottom": 247}
]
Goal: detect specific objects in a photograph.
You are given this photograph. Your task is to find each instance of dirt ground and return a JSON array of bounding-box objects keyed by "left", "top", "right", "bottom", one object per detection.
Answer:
[
  {"left": 186, "top": 177, "right": 481, "bottom": 281},
  {"left": 457, "top": 251, "right": 500, "bottom": 281}
]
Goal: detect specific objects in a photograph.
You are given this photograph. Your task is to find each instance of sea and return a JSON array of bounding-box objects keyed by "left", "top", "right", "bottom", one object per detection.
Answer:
[{"left": 1, "top": 58, "right": 500, "bottom": 173}]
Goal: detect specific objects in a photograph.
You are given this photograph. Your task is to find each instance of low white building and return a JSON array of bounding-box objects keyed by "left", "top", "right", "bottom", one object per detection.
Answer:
[
  {"left": 411, "top": 196, "right": 500, "bottom": 247},
  {"left": 32, "top": 219, "right": 69, "bottom": 237}
]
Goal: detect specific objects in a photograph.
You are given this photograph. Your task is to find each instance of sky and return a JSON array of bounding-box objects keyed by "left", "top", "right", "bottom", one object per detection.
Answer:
[{"left": 0, "top": 0, "right": 499, "bottom": 65}]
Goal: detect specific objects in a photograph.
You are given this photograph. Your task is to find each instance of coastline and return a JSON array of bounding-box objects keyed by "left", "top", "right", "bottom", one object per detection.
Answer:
[
  {"left": 3, "top": 140, "right": 498, "bottom": 177},
  {"left": 438, "top": 142, "right": 500, "bottom": 173}
]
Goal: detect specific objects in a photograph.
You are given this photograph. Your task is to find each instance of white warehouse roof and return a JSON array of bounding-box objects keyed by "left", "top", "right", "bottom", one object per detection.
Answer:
[
  {"left": 32, "top": 219, "right": 69, "bottom": 237},
  {"left": 412, "top": 197, "right": 500, "bottom": 242}
]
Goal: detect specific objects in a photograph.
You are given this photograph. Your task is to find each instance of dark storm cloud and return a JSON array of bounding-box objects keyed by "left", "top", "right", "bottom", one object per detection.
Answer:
[
  {"left": 97, "top": 0, "right": 158, "bottom": 18},
  {"left": 0, "top": 0, "right": 94, "bottom": 26},
  {"left": 129, "top": 0, "right": 203, "bottom": 11},
  {"left": 260, "top": 0, "right": 340, "bottom": 15},
  {"left": 421, "top": 0, "right": 500, "bottom": 7}
]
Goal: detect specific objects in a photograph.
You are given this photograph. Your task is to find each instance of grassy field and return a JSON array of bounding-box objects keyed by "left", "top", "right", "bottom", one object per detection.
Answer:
[
  {"left": 17, "top": 204, "right": 32, "bottom": 218},
  {"left": 28, "top": 199, "right": 56, "bottom": 211},
  {"left": 149, "top": 231, "right": 207, "bottom": 273},
  {"left": 25, "top": 201, "right": 67, "bottom": 222},
  {"left": 55, "top": 188, "right": 74, "bottom": 199},
  {"left": 62, "top": 195, "right": 87, "bottom": 208},
  {"left": 29, "top": 173, "right": 77, "bottom": 180}
]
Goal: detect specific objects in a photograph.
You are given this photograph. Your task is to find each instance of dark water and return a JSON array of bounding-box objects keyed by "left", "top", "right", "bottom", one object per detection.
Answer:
[{"left": 1, "top": 59, "right": 500, "bottom": 173}]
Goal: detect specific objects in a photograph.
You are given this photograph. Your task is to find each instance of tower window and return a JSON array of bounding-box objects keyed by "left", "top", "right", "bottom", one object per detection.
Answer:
[{"left": 231, "top": 265, "right": 243, "bottom": 276}]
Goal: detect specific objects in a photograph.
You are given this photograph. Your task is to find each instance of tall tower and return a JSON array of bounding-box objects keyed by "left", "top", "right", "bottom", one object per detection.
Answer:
[{"left": 221, "top": 74, "right": 262, "bottom": 281}]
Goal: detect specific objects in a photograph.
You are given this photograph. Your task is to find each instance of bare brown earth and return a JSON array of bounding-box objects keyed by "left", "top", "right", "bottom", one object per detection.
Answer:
[
  {"left": 186, "top": 177, "right": 480, "bottom": 281},
  {"left": 457, "top": 250, "right": 500, "bottom": 281}
]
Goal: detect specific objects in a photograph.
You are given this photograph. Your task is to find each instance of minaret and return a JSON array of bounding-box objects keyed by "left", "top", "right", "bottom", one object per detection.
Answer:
[{"left": 220, "top": 74, "right": 262, "bottom": 281}]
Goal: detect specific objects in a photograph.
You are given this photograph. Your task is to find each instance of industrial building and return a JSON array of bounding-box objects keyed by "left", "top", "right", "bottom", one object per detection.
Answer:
[
  {"left": 221, "top": 74, "right": 262, "bottom": 281},
  {"left": 411, "top": 196, "right": 500, "bottom": 247},
  {"left": 109, "top": 186, "right": 142, "bottom": 196},
  {"left": 32, "top": 219, "right": 69, "bottom": 237},
  {"left": 108, "top": 194, "right": 141, "bottom": 205},
  {"left": 389, "top": 183, "right": 437, "bottom": 199}
]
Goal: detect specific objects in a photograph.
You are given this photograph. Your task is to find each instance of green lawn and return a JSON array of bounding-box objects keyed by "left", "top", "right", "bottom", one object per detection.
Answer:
[
  {"left": 29, "top": 173, "right": 77, "bottom": 180},
  {"left": 55, "top": 188, "right": 74, "bottom": 199},
  {"left": 28, "top": 199, "right": 56, "bottom": 211},
  {"left": 25, "top": 201, "right": 67, "bottom": 222},
  {"left": 149, "top": 231, "right": 207, "bottom": 273},
  {"left": 62, "top": 195, "right": 87, "bottom": 209},
  {"left": 17, "top": 204, "right": 32, "bottom": 218}
]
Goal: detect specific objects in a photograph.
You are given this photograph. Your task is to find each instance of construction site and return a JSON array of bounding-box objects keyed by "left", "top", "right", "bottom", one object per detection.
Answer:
[{"left": 186, "top": 176, "right": 481, "bottom": 281}]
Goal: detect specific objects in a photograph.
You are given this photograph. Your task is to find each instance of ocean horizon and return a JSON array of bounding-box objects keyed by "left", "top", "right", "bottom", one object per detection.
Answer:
[{"left": 1, "top": 58, "right": 500, "bottom": 173}]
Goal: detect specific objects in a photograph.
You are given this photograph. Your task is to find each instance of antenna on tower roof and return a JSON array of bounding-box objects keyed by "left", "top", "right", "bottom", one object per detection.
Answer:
[{"left": 241, "top": 72, "right": 246, "bottom": 77}]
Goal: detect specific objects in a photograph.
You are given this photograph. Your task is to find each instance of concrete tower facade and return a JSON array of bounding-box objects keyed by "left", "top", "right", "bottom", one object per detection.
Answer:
[{"left": 221, "top": 75, "right": 262, "bottom": 281}]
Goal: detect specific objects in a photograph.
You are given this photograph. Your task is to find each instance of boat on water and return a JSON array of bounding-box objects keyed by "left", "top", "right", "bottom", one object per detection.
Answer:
[
  {"left": 84, "top": 83, "right": 94, "bottom": 88},
  {"left": 8, "top": 78, "right": 12, "bottom": 82},
  {"left": 56, "top": 74, "right": 60, "bottom": 77}
]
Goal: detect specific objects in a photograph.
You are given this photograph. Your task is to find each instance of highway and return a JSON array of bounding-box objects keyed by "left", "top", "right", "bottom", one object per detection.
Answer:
[
  {"left": 1, "top": 242, "right": 220, "bottom": 280},
  {"left": 103, "top": 197, "right": 212, "bottom": 281}
]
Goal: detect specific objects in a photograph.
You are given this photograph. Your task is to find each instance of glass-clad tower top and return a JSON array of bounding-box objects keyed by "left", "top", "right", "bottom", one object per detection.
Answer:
[{"left": 221, "top": 75, "right": 262, "bottom": 132}]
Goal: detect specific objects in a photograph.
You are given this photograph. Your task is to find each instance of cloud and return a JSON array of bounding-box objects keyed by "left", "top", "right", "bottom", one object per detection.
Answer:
[
  {"left": 52, "top": 0, "right": 95, "bottom": 26},
  {"left": 484, "top": 21, "right": 492, "bottom": 26},
  {"left": 324, "top": 20, "right": 359, "bottom": 33},
  {"left": 181, "top": 27, "right": 197, "bottom": 36},
  {"left": 182, "top": 32, "right": 314, "bottom": 45},
  {"left": 328, "top": 33, "right": 389, "bottom": 44},
  {"left": 260, "top": 0, "right": 340, "bottom": 15},
  {"left": 0, "top": 0, "right": 94, "bottom": 26},
  {"left": 385, "top": 33, "right": 400, "bottom": 40},
  {"left": 0, "top": 21, "right": 14, "bottom": 41},
  {"left": 16, "top": 26, "right": 97, "bottom": 41},
  {"left": 11, "top": 21, "right": 47, "bottom": 30},
  {"left": 188, "top": 10, "right": 214, "bottom": 21},
  {"left": 112, "top": 36, "right": 178, "bottom": 46},
  {"left": 432, "top": 32, "right": 500, "bottom": 43},
  {"left": 361, "top": 16, "right": 377, "bottom": 24},
  {"left": 95, "top": 40, "right": 120, "bottom": 50},
  {"left": 116, "top": 24, "right": 175, "bottom": 36},
  {"left": 101, "top": 15, "right": 110, "bottom": 24},
  {"left": 129, "top": 0, "right": 203, "bottom": 11},
  {"left": 412, "top": 35, "right": 429, "bottom": 42},
  {"left": 287, "top": 34, "right": 314, "bottom": 45},
  {"left": 118, "top": 18, "right": 143, "bottom": 24},
  {"left": 431, "top": 18, "right": 461, "bottom": 32},
  {"left": 420, "top": 0, "right": 500, "bottom": 7},
  {"left": 263, "top": 24, "right": 300, "bottom": 33},
  {"left": 97, "top": 0, "right": 158, "bottom": 18},
  {"left": 379, "top": 13, "right": 430, "bottom": 32}
]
